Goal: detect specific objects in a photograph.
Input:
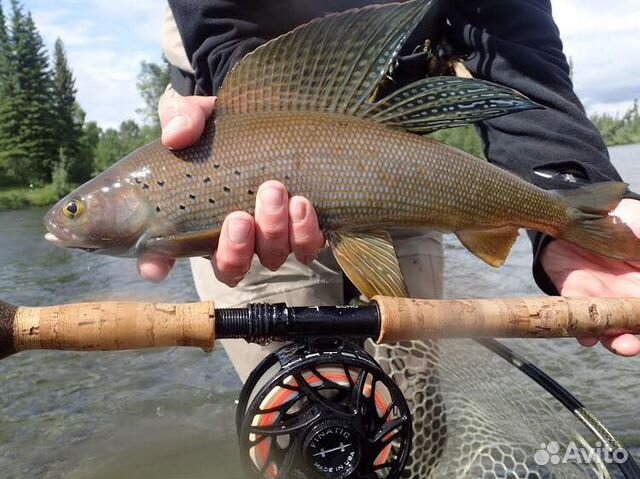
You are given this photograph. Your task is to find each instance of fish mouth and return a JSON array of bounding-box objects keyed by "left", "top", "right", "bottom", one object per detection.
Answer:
[
  {"left": 44, "top": 232, "right": 61, "bottom": 243},
  {"left": 44, "top": 232, "right": 102, "bottom": 253}
]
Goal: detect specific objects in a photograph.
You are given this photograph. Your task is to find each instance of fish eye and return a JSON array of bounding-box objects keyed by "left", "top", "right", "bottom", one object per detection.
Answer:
[{"left": 63, "top": 199, "right": 85, "bottom": 219}]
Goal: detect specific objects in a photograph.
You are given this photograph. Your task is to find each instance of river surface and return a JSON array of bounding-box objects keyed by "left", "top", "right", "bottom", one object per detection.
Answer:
[{"left": 0, "top": 145, "right": 638, "bottom": 478}]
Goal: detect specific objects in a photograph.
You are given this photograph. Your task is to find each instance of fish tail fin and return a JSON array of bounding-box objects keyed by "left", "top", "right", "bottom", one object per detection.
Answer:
[{"left": 559, "top": 182, "right": 640, "bottom": 261}]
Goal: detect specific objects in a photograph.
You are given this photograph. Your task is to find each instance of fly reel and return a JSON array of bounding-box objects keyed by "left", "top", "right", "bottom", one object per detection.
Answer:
[{"left": 236, "top": 339, "right": 412, "bottom": 479}]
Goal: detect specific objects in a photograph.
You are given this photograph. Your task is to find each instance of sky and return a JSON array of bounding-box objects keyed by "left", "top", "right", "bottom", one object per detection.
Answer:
[{"left": 16, "top": 0, "right": 640, "bottom": 128}]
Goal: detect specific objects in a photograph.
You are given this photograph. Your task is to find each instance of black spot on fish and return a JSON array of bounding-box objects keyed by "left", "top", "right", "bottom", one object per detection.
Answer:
[
  {"left": 142, "top": 183, "right": 149, "bottom": 190},
  {"left": 203, "top": 177, "right": 211, "bottom": 184},
  {"left": 179, "top": 204, "right": 186, "bottom": 210},
  {"left": 248, "top": 189, "right": 254, "bottom": 195},
  {"left": 157, "top": 180, "right": 165, "bottom": 187},
  {"left": 134, "top": 178, "right": 142, "bottom": 184},
  {"left": 284, "top": 175, "right": 291, "bottom": 180},
  {"left": 260, "top": 165, "right": 266, "bottom": 172},
  {"left": 186, "top": 173, "right": 192, "bottom": 179},
  {"left": 155, "top": 206, "right": 161, "bottom": 213},
  {"left": 209, "top": 198, "right": 215, "bottom": 204},
  {"left": 213, "top": 164, "right": 220, "bottom": 169},
  {"left": 189, "top": 194, "right": 196, "bottom": 200},
  {"left": 234, "top": 170, "right": 241, "bottom": 176},
  {"left": 223, "top": 186, "right": 230, "bottom": 193}
]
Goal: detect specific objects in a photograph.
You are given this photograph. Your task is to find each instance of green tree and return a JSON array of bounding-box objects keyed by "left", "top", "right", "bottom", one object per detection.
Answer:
[
  {"left": 94, "top": 120, "right": 155, "bottom": 174},
  {"left": 52, "top": 37, "right": 88, "bottom": 182},
  {"left": 9, "top": 1, "right": 58, "bottom": 184},
  {"left": 136, "top": 56, "right": 171, "bottom": 134},
  {"left": 429, "top": 125, "right": 484, "bottom": 158},
  {"left": 0, "top": 0, "right": 23, "bottom": 185},
  {"left": 590, "top": 100, "right": 640, "bottom": 146},
  {"left": 79, "top": 120, "right": 100, "bottom": 171}
]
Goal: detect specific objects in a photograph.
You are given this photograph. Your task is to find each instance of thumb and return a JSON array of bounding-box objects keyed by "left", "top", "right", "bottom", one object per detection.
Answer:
[{"left": 158, "top": 88, "right": 216, "bottom": 150}]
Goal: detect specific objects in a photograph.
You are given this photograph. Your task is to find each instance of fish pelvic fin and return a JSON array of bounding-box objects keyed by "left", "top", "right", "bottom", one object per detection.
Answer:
[
  {"left": 559, "top": 182, "right": 640, "bottom": 261},
  {"left": 217, "top": 0, "right": 437, "bottom": 117},
  {"left": 455, "top": 227, "right": 520, "bottom": 268},
  {"left": 327, "top": 230, "right": 409, "bottom": 299},
  {"left": 144, "top": 228, "right": 221, "bottom": 258}
]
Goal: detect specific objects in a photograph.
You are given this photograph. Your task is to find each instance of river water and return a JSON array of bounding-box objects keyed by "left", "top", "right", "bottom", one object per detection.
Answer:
[{"left": 0, "top": 145, "right": 638, "bottom": 478}]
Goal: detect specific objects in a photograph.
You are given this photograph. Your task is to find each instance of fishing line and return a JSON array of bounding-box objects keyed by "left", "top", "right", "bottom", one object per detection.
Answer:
[{"left": 476, "top": 338, "right": 640, "bottom": 479}]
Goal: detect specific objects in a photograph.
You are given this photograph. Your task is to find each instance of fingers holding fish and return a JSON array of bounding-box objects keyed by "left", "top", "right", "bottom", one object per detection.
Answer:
[
  {"left": 137, "top": 255, "right": 176, "bottom": 283},
  {"left": 542, "top": 237, "right": 640, "bottom": 356},
  {"left": 254, "top": 181, "right": 292, "bottom": 271},
  {"left": 158, "top": 88, "right": 216, "bottom": 150},
  {"left": 578, "top": 334, "right": 640, "bottom": 357},
  {"left": 599, "top": 334, "right": 640, "bottom": 357},
  {"left": 289, "top": 196, "right": 325, "bottom": 264},
  {"left": 213, "top": 211, "right": 255, "bottom": 287}
]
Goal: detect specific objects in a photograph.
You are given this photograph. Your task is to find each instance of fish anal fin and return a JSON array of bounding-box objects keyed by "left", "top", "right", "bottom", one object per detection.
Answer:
[
  {"left": 144, "top": 228, "right": 221, "bottom": 258},
  {"left": 328, "top": 230, "right": 409, "bottom": 299},
  {"left": 455, "top": 227, "right": 519, "bottom": 267}
]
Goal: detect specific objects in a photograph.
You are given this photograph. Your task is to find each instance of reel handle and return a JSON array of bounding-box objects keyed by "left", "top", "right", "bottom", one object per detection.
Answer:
[
  {"left": 374, "top": 296, "right": 640, "bottom": 343},
  {"left": 0, "top": 300, "right": 216, "bottom": 359}
]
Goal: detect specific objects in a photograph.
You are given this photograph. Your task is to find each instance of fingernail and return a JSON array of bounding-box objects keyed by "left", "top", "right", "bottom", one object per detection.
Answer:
[
  {"left": 228, "top": 218, "right": 252, "bottom": 244},
  {"left": 259, "top": 185, "right": 284, "bottom": 214},
  {"left": 164, "top": 115, "right": 187, "bottom": 133},
  {"left": 290, "top": 197, "right": 307, "bottom": 223}
]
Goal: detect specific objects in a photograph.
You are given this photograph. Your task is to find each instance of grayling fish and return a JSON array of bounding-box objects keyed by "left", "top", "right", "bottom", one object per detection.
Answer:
[{"left": 44, "top": 0, "right": 639, "bottom": 298}]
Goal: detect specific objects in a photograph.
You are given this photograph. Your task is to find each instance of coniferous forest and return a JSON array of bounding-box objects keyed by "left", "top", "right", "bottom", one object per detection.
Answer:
[
  {"left": 0, "top": 0, "right": 168, "bottom": 209},
  {"left": 0, "top": 0, "right": 638, "bottom": 210}
]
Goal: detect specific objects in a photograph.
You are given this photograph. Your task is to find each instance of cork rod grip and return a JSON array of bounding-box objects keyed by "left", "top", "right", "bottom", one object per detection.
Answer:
[
  {"left": 373, "top": 296, "right": 640, "bottom": 343},
  {"left": 0, "top": 301, "right": 216, "bottom": 357}
]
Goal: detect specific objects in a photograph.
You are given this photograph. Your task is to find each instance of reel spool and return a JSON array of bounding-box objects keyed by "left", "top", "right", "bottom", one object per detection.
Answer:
[{"left": 236, "top": 339, "right": 412, "bottom": 479}]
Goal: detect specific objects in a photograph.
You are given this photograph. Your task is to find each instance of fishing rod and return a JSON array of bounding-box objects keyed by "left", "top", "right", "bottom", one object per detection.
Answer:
[
  {"left": 1, "top": 295, "right": 639, "bottom": 479},
  {"left": 1, "top": 296, "right": 640, "bottom": 357}
]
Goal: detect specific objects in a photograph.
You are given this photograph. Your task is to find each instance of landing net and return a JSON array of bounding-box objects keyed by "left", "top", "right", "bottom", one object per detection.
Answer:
[{"left": 371, "top": 339, "right": 613, "bottom": 478}]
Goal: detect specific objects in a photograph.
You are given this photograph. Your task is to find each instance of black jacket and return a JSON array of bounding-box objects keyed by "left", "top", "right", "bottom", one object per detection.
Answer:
[{"left": 167, "top": 0, "right": 624, "bottom": 294}]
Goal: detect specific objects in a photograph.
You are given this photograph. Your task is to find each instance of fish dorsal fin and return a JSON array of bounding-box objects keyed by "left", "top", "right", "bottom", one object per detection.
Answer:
[
  {"left": 327, "top": 230, "right": 409, "bottom": 299},
  {"left": 217, "top": 0, "right": 435, "bottom": 117},
  {"left": 217, "top": 0, "right": 540, "bottom": 132}
]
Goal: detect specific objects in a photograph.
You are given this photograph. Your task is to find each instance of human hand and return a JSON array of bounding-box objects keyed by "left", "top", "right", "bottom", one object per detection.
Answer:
[
  {"left": 137, "top": 90, "right": 325, "bottom": 286},
  {"left": 541, "top": 198, "right": 640, "bottom": 357}
]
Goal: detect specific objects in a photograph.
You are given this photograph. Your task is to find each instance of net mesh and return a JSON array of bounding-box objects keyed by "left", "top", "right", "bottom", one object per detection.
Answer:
[{"left": 369, "top": 339, "right": 613, "bottom": 479}]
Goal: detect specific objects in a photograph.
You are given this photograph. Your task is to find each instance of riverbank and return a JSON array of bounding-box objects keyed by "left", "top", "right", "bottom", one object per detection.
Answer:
[{"left": 0, "top": 184, "right": 73, "bottom": 210}]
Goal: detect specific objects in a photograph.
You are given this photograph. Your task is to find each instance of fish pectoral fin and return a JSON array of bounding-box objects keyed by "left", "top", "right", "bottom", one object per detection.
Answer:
[
  {"left": 327, "top": 230, "right": 409, "bottom": 299},
  {"left": 455, "top": 227, "right": 520, "bottom": 267},
  {"left": 145, "top": 228, "right": 221, "bottom": 258}
]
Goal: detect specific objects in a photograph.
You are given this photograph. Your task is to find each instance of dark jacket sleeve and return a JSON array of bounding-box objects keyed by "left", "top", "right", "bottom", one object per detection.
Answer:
[
  {"left": 444, "top": 0, "right": 624, "bottom": 294},
  {"left": 166, "top": 0, "right": 403, "bottom": 95},
  {"left": 166, "top": 0, "right": 269, "bottom": 95}
]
